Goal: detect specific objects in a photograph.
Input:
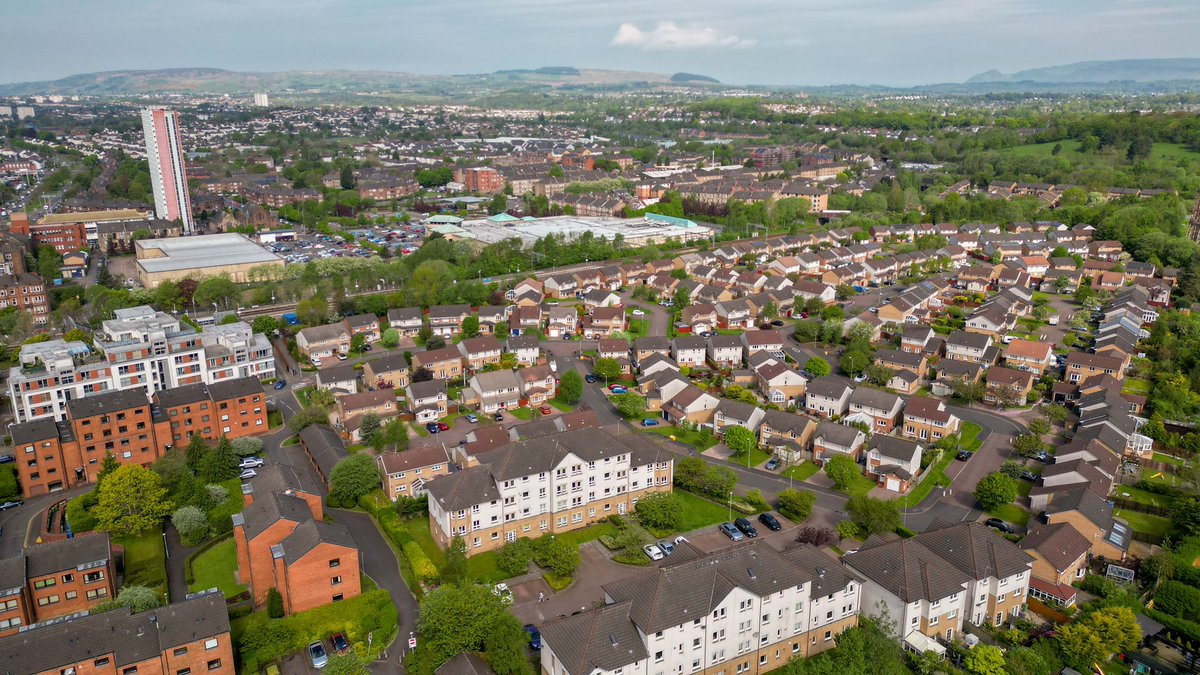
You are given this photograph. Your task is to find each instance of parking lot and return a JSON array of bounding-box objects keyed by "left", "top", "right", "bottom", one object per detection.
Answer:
[{"left": 267, "top": 223, "right": 427, "bottom": 264}]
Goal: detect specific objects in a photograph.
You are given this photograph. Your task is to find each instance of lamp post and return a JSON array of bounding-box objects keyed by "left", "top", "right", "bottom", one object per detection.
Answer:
[{"left": 728, "top": 490, "right": 733, "bottom": 521}]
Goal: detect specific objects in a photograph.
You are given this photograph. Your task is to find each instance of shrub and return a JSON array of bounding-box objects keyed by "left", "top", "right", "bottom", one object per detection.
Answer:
[
  {"left": 635, "top": 492, "right": 683, "bottom": 530},
  {"left": 205, "top": 483, "right": 229, "bottom": 505},
  {"left": 835, "top": 520, "right": 861, "bottom": 540},
  {"left": 743, "top": 489, "right": 770, "bottom": 512},
  {"left": 0, "top": 465, "right": 17, "bottom": 501},
  {"left": 231, "top": 437, "right": 264, "bottom": 457},
  {"left": 267, "top": 588, "right": 285, "bottom": 618},
  {"left": 795, "top": 527, "right": 837, "bottom": 547},
  {"left": 240, "top": 590, "right": 398, "bottom": 673},
  {"left": 777, "top": 489, "right": 815, "bottom": 521},
  {"left": 533, "top": 537, "right": 579, "bottom": 577},
  {"left": 329, "top": 454, "right": 381, "bottom": 507},
  {"left": 172, "top": 506, "right": 210, "bottom": 546},
  {"left": 497, "top": 538, "right": 535, "bottom": 576},
  {"left": 403, "top": 542, "right": 439, "bottom": 583},
  {"left": 66, "top": 493, "right": 99, "bottom": 533},
  {"left": 116, "top": 585, "right": 161, "bottom": 613}
]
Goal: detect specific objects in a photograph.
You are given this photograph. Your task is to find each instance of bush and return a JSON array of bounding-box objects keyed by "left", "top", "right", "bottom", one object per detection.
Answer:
[
  {"left": 267, "top": 588, "right": 285, "bottom": 618},
  {"left": 635, "top": 492, "right": 683, "bottom": 530},
  {"left": 231, "top": 437, "right": 264, "bottom": 457},
  {"left": 240, "top": 590, "right": 398, "bottom": 673},
  {"left": 777, "top": 489, "right": 815, "bottom": 521},
  {"left": 742, "top": 489, "right": 770, "bottom": 512},
  {"left": 795, "top": 527, "right": 837, "bottom": 547},
  {"left": 836, "top": 520, "right": 861, "bottom": 540},
  {"left": 205, "top": 483, "right": 229, "bottom": 505},
  {"left": 1153, "top": 580, "right": 1200, "bottom": 619},
  {"left": 329, "top": 454, "right": 381, "bottom": 507},
  {"left": 532, "top": 537, "right": 579, "bottom": 577},
  {"left": 172, "top": 505, "right": 210, "bottom": 546},
  {"left": 824, "top": 455, "right": 860, "bottom": 491},
  {"left": 975, "top": 472, "right": 1018, "bottom": 511},
  {"left": 403, "top": 542, "right": 439, "bottom": 583},
  {"left": 66, "top": 493, "right": 99, "bottom": 533},
  {"left": 497, "top": 538, "right": 535, "bottom": 576},
  {"left": 116, "top": 585, "right": 161, "bottom": 613},
  {"left": 0, "top": 465, "right": 17, "bottom": 501}
]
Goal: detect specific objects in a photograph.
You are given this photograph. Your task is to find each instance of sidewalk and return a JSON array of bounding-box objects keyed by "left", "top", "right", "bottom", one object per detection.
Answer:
[{"left": 164, "top": 522, "right": 198, "bottom": 603}]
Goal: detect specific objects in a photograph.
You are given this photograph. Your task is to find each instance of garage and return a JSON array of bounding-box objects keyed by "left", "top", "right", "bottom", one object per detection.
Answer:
[{"left": 886, "top": 477, "right": 901, "bottom": 491}]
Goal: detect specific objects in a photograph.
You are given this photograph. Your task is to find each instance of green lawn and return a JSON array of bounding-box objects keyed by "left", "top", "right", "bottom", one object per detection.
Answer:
[
  {"left": 837, "top": 470, "right": 878, "bottom": 498},
  {"left": 508, "top": 407, "right": 534, "bottom": 420},
  {"left": 268, "top": 410, "right": 284, "bottom": 429},
  {"left": 1153, "top": 452, "right": 1185, "bottom": 467},
  {"left": 1115, "top": 509, "right": 1171, "bottom": 537},
  {"left": 295, "top": 386, "right": 315, "bottom": 408},
  {"left": 898, "top": 450, "right": 956, "bottom": 508},
  {"left": 548, "top": 396, "right": 576, "bottom": 412},
  {"left": 1113, "top": 485, "right": 1172, "bottom": 508},
  {"left": 642, "top": 425, "right": 718, "bottom": 451},
  {"left": 673, "top": 491, "right": 734, "bottom": 531},
  {"left": 187, "top": 537, "right": 246, "bottom": 598},
  {"left": 115, "top": 528, "right": 168, "bottom": 600},
  {"left": 960, "top": 422, "right": 984, "bottom": 453},
  {"left": 783, "top": 462, "right": 821, "bottom": 482},
  {"left": 987, "top": 503, "right": 1031, "bottom": 528},
  {"left": 1122, "top": 378, "right": 1152, "bottom": 396},
  {"left": 729, "top": 447, "right": 772, "bottom": 470},
  {"left": 409, "top": 422, "right": 429, "bottom": 437}
]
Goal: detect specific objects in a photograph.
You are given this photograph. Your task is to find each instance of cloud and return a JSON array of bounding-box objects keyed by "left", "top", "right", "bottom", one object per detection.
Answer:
[{"left": 611, "top": 21, "right": 755, "bottom": 50}]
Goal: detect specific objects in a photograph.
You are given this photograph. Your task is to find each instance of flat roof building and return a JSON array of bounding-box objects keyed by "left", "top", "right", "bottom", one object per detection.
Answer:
[
  {"left": 135, "top": 233, "right": 284, "bottom": 287},
  {"left": 452, "top": 214, "right": 713, "bottom": 248}
]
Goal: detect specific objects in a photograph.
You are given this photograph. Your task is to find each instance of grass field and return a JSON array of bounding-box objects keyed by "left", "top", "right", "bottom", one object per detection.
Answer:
[
  {"left": 837, "top": 470, "right": 878, "bottom": 498},
  {"left": 783, "top": 462, "right": 821, "bottom": 482},
  {"left": 729, "top": 447, "right": 772, "bottom": 470},
  {"left": 1153, "top": 452, "right": 1185, "bottom": 467},
  {"left": 642, "top": 425, "right": 718, "bottom": 451},
  {"left": 899, "top": 450, "right": 956, "bottom": 508},
  {"left": 1113, "top": 485, "right": 1172, "bottom": 508},
  {"left": 1122, "top": 378, "right": 1152, "bottom": 396},
  {"left": 960, "top": 422, "right": 984, "bottom": 453},
  {"left": 548, "top": 396, "right": 576, "bottom": 412},
  {"left": 987, "top": 503, "right": 1031, "bottom": 528},
  {"left": 673, "top": 491, "right": 734, "bottom": 531},
  {"left": 1115, "top": 509, "right": 1171, "bottom": 537},
  {"left": 188, "top": 538, "right": 246, "bottom": 598},
  {"left": 508, "top": 407, "right": 534, "bottom": 420},
  {"left": 115, "top": 529, "right": 168, "bottom": 600}
]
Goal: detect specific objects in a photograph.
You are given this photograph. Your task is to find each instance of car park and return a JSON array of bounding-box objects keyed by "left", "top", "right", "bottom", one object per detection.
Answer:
[
  {"left": 425, "top": 422, "right": 440, "bottom": 434},
  {"left": 641, "top": 418, "right": 659, "bottom": 427},
  {"left": 239, "top": 469, "right": 258, "bottom": 480},
  {"left": 985, "top": 518, "right": 1015, "bottom": 534},
  {"left": 331, "top": 633, "right": 349, "bottom": 655},
  {"left": 758, "top": 513, "right": 782, "bottom": 531},
  {"left": 308, "top": 641, "right": 329, "bottom": 669},
  {"left": 273, "top": 380, "right": 287, "bottom": 390},
  {"left": 643, "top": 544, "right": 665, "bottom": 561},
  {"left": 524, "top": 624, "right": 542, "bottom": 650},
  {"left": 719, "top": 522, "right": 744, "bottom": 541},
  {"left": 734, "top": 517, "right": 759, "bottom": 538},
  {"left": 239, "top": 457, "right": 264, "bottom": 469}
]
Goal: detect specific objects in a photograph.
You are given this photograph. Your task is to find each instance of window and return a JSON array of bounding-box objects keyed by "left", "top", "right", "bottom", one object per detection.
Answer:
[
  {"left": 333, "top": 593, "right": 344, "bottom": 602},
  {"left": 86, "top": 588, "right": 107, "bottom": 600},
  {"left": 329, "top": 558, "right": 341, "bottom": 568},
  {"left": 205, "top": 638, "right": 219, "bottom": 650},
  {"left": 655, "top": 651, "right": 664, "bottom": 663},
  {"left": 37, "top": 595, "right": 60, "bottom": 606},
  {"left": 929, "top": 616, "right": 939, "bottom": 626},
  {"left": 207, "top": 660, "right": 222, "bottom": 671},
  {"left": 174, "top": 647, "right": 189, "bottom": 657},
  {"left": 33, "top": 578, "right": 56, "bottom": 589},
  {"left": 95, "top": 657, "right": 111, "bottom": 667},
  {"left": 61, "top": 573, "right": 73, "bottom": 583},
  {"left": 331, "top": 576, "right": 342, "bottom": 586},
  {"left": 177, "top": 669, "right": 191, "bottom": 675}
]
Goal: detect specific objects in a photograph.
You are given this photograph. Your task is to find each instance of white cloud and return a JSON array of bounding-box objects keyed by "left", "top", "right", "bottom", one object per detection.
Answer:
[{"left": 611, "top": 21, "right": 755, "bottom": 50}]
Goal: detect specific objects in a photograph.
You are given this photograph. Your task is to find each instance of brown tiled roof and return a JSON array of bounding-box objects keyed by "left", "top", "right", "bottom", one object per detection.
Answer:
[
  {"left": 1020, "top": 522, "right": 1090, "bottom": 573},
  {"left": 378, "top": 445, "right": 449, "bottom": 473}
]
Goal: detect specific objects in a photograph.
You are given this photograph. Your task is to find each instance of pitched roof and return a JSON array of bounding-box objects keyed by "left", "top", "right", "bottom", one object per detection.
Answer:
[
  {"left": 1020, "top": 523, "right": 1091, "bottom": 573},
  {"left": 378, "top": 445, "right": 449, "bottom": 473},
  {"left": 65, "top": 388, "right": 148, "bottom": 419},
  {"left": 539, "top": 600, "right": 649, "bottom": 675},
  {"left": 844, "top": 536, "right": 970, "bottom": 603},
  {"left": 277, "top": 519, "right": 357, "bottom": 565},
  {"left": 918, "top": 520, "right": 1034, "bottom": 580}
]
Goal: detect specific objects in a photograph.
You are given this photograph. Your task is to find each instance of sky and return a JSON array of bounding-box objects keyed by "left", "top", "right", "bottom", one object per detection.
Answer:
[{"left": 2, "top": 0, "right": 1199, "bottom": 87}]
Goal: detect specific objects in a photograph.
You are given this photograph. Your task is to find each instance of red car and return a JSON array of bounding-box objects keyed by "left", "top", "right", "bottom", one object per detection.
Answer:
[
  {"left": 539, "top": 406, "right": 552, "bottom": 415},
  {"left": 608, "top": 383, "right": 623, "bottom": 391},
  {"left": 437, "top": 422, "right": 450, "bottom": 431}
]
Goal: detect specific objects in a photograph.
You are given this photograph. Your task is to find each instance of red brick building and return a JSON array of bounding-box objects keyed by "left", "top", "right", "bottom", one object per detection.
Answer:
[
  {"left": 456, "top": 167, "right": 505, "bottom": 194},
  {"left": 0, "top": 590, "right": 234, "bottom": 675},
  {"left": 0, "top": 273, "right": 49, "bottom": 325},
  {"left": 0, "top": 533, "right": 115, "bottom": 637},
  {"left": 9, "top": 377, "right": 269, "bottom": 497},
  {"left": 232, "top": 466, "right": 360, "bottom": 614}
]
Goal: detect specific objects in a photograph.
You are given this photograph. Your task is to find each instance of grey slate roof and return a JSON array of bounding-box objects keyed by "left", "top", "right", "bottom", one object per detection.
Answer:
[
  {"left": 153, "top": 382, "right": 210, "bottom": 409},
  {"left": 918, "top": 520, "right": 1034, "bottom": 580},
  {"left": 539, "top": 600, "right": 649, "bottom": 675},
  {"left": 247, "top": 463, "right": 324, "bottom": 499},
  {"left": 299, "top": 424, "right": 348, "bottom": 480},
  {"left": 241, "top": 490, "right": 314, "bottom": 541},
  {"left": 844, "top": 536, "right": 971, "bottom": 603},
  {"left": 206, "top": 376, "right": 264, "bottom": 401},
  {"left": 66, "top": 388, "right": 149, "bottom": 419},
  {"left": 278, "top": 519, "right": 356, "bottom": 565},
  {"left": 25, "top": 532, "right": 110, "bottom": 578},
  {"left": 10, "top": 418, "right": 60, "bottom": 444},
  {"left": 848, "top": 386, "right": 901, "bottom": 412},
  {"left": 813, "top": 420, "right": 863, "bottom": 447},
  {"left": 807, "top": 376, "right": 851, "bottom": 399}
]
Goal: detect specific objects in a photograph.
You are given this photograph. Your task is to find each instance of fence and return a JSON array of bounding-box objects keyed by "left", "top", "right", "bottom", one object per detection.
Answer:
[{"left": 1109, "top": 496, "right": 1172, "bottom": 518}]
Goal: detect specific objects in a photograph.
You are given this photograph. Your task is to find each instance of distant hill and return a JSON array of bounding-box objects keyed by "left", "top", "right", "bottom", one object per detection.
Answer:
[
  {"left": 967, "top": 58, "right": 1200, "bottom": 84},
  {"left": 671, "top": 72, "right": 720, "bottom": 84}
]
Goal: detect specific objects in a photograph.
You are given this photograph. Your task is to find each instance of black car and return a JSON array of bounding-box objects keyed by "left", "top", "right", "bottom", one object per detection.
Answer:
[
  {"left": 494, "top": 411, "right": 504, "bottom": 422},
  {"left": 758, "top": 513, "right": 782, "bottom": 531},
  {"left": 985, "top": 518, "right": 1015, "bottom": 534},
  {"left": 585, "top": 374, "right": 597, "bottom": 384},
  {"left": 425, "top": 422, "right": 441, "bottom": 434},
  {"left": 955, "top": 450, "right": 972, "bottom": 461},
  {"left": 733, "top": 517, "right": 759, "bottom": 538},
  {"left": 0, "top": 455, "right": 13, "bottom": 464}
]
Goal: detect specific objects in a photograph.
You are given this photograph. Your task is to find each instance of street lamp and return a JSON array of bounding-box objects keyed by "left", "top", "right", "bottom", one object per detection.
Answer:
[{"left": 727, "top": 490, "right": 733, "bottom": 521}]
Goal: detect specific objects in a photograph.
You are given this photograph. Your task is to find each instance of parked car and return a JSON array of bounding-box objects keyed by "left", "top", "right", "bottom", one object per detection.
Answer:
[
  {"left": 657, "top": 540, "right": 675, "bottom": 556},
  {"left": 438, "top": 422, "right": 450, "bottom": 431},
  {"left": 632, "top": 309, "right": 645, "bottom": 316},
  {"left": 539, "top": 406, "right": 552, "bottom": 415},
  {"left": 494, "top": 411, "right": 504, "bottom": 422},
  {"left": 426, "top": 422, "right": 441, "bottom": 434},
  {"left": 0, "top": 455, "right": 13, "bottom": 464},
  {"left": 330, "top": 633, "right": 349, "bottom": 655},
  {"left": 0, "top": 500, "right": 22, "bottom": 511},
  {"left": 362, "top": 344, "right": 372, "bottom": 352},
  {"left": 239, "top": 457, "right": 264, "bottom": 469},
  {"left": 1019, "top": 470, "right": 1038, "bottom": 482},
  {"left": 641, "top": 418, "right": 659, "bottom": 427},
  {"left": 985, "top": 518, "right": 1015, "bottom": 534},
  {"left": 608, "top": 383, "right": 624, "bottom": 391},
  {"left": 734, "top": 517, "right": 759, "bottom": 538},
  {"left": 643, "top": 544, "right": 665, "bottom": 561},
  {"left": 1031, "top": 450, "right": 1048, "bottom": 462},
  {"left": 610, "top": 387, "right": 627, "bottom": 395},
  {"left": 758, "top": 513, "right": 782, "bottom": 531},
  {"left": 273, "top": 380, "right": 287, "bottom": 390},
  {"left": 524, "top": 624, "right": 542, "bottom": 650},
  {"left": 336, "top": 353, "right": 348, "bottom": 361},
  {"left": 765, "top": 458, "right": 779, "bottom": 471},
  {"left": 585, "top": 374, "right": 597, "bottom": 384},
  {"left": 956, "top": 450, "right": 972, "bottom": 461},
  {"left": 465, "top": 413, "right": 478, "bottom": 424},
  {"left": 239, "top": 469, "right": 258, "bottom": 480},
  {"left": 719, "top": 522, "right": 744, "bottom": 541},
  {"left": 308, "top": 642, "right": 329, "bottom": 669}
]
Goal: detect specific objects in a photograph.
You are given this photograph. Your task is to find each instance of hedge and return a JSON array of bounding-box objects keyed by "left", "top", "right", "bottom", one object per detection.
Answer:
[
  {"left": 66, "top": 493, "right": 98, "bottom": 533},
  {"left": 239, "top": 589, "right": 398, "bottom": 672},
  {"left": 0, "top": 465, "right": 17, "bottom": 501},
  {"left": 402, "top": 541, "right": 438, "bottom": 583}
]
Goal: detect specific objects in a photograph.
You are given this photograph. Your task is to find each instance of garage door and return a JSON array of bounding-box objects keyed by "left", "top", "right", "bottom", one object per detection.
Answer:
[{"left": 886, "top": 478, "right": 900, "bottom": 491}]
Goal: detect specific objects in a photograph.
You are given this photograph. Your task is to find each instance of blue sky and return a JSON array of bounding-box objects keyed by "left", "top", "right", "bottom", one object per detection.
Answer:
[{"left": 2, "top": 0, "right": 1198, "bottom": 86}]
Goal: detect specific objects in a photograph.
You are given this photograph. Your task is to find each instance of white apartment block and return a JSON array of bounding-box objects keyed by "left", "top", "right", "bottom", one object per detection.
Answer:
[
  {"left": 7, "top": 306, "right": 274, "bottom": 423},
  {"left": 540, "top": 543, "right": 860, "bottom": 675},
  {"left": 425, "top": 429, "right": 673, "bottom": 554}
]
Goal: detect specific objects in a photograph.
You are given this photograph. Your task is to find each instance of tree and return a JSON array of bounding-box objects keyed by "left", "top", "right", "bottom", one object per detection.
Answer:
[
  {"left": 486, "top": 193, "right": 508, "bottom": 215},
  {"left": 96, "top": 452, "right": 121, "bottom": 485},
  {"left": 804, "top": 357, "right": 831, "bottom": 378},
  {"left": 778, "top": 488, "right": 815, "bottom": 521},
  {"left": 723, "top": 425, "right": 757, "bottom": 457},
  {"left": 1013, "top": 434, "right": 1046, "bottom": 458},
  {"left": 199, "top": 437, "right": 239, "bottom": 482},
  {"left": 558, "top": 369, "right": 583, "bottom": 404},
  {"left": 173, "top": 505, "right": 209, "bottom": 545},
  {"left": 846, "top": 495, "right": 901, "bottom": 536},
  {"left": 231, "top": 437, "right": 264, "bottom": 457},
  {"left": 252, "top": 316, "right": 280, "bottom": 335},
  {"left": 350, "top": 333, "right": 366, "bottom": 353},
  {"left": 417, "top": 581, "right": 524, "bottom": 668},
  {"left": 329, "top": 454, "right": 380, "bottom": 507},
  {"left": 115, "top": 585, "right": 161, "bottom": 614},
  {"left": 989, "top": 383, "right": 1023, "bottom": 409},
  {"left": 94, "top": 465, "right": 173, "bottom": 537},
  {"left": 975, "top": 472, "right": 1018, "bottom": 511},
  {"left": 35, "top": 245, "right": 62, "bottom": 280},
  {"left": 612, "top": 393, "right": 646, "bottom": 419},
  {"left": 824, "top": 455, "right": 860, "bottom": 492},
  {"left": 442, "top": 536, "right": 468, "bottom": 585},
  {"left": 461, "top": 315, "right": 480, "bottom": 338},
  {"left": 425, "top": 335, "right": 447, "bottom": 350},
  {"left": 864, "top": 363, "right": 895, "bottom": 387},
  {"left": 964, "top": 644, "right": 1006, "bottom": 675},
  {"left": 593, "top": 357, "right": 623, "bottom": 382},
  {"left": 340, "top": 165, "right": 356, "bottom": 190},
  {"left": 381, "top": 328, "right": 400, "bottom": 348},
  {"left": 497, "top": 539, "right": 535, "bottom": 576},
  {"left": 1059, "top": 607, "right": 1141, "bottom": 669},
  {"left": 193, "top": 276, "right": 239, "bottom": 310},
  {"left": 1027, "top": 418, "right": 1050, "bottom": 436},
  {"left": 289, "top": 406, "right": 329, "bottom": 433},
  {"left": 325, "top": 653, "right": 369, "bottom": 675},
  {"left": 359, "top": 413, "right": 383, "bottom": 443},
  {"left": 840, "top": 349, "right": 870, "bottom": 377},
  {"left": 951, "top": 377, "right": 987, "bottom": 403},
  {"left": 635, "top": 492, "right": 683, "bottom": 530},
  {"left": 534, "top": 537, "right": 579, "bottom": 577},
  {"left": 184, "top": 433, "right": 208, "bottom": 473},
  {"left": 267, "top": 587, "right": 285, "bottom": 618}
]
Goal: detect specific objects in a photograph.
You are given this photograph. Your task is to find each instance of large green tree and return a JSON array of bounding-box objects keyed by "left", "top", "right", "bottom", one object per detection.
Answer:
[
  {"left": 846, "top": 495, "right": 901, "bottom": 536},
  {"left": 974, "top": 472, "right": 1018, "bottom": 511},
  {"left": 558, "top": 369, "right": 583, "bottom": 403},
  {"left": 329, "top": 454, "right": 381, "bottom": 506},
  {"left": 416, "top": 583, "right": 531, "bottom": 675},
  {"left": 723, "top": 425, "right": 757, "bottom": 456},
  {"left": 824, "top": 455, "right": 860, "bottom": 492},
  {"left": 635, "top": 492, "right": 683, "bottom": 530},
  {"left": 94, "top": 465, "right": 174, "bottom": 537}
]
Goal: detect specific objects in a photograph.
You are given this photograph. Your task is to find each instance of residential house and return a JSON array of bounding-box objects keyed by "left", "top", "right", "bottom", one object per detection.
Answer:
[
  {"left": 582, "top": 307, "right": 625, "bottom": 338},
  {"left": 344, "top": 313, "right": 381, "bottom": 343},
  {"left": 985, "top": 366, "right": 1035, "bottom": 406},
  {"left": 411, "top": 346, "right": 465, "bottom": 381},
  {"left": 660, "top": 383, "right": 720, "bottom": 426},
  {"left": 545, "top": 306, "right": 578, "bottom": 339},
  {"left": 900, "top": 326, "right": 936, "bottom": 355},
  {"left": 406, "top": 380, "right": 449, "bottom": 423},
  {"left": 945, "top": 330, "right": 993, "bottom": 363},
  {"left": 476, "top": 306, "right": 507, "bottom": 335},
  {"left": 468, "top": 370, "right": 523, "bottom": 413},
  {"left": 519, "top": 365, "right": 558, "bottom": 406},
  {"left": 295, "top": 322, "right": 350, "bottom": 360},
  {"left": 845, "top": 387, "right": 904, "bottom": 433},
  {"left": 1065, "top": 351, "right": 1125, "bottom": 383},
  {"left": 543, "top": 274, "right": 579, "bottom": 299},
  {"left": 902, "top": 398, "right": 960, "bottom": 443},
  {"left": 387, "top": 307, "right": 424, "bottom": 337},
  {"left": 597, "top": 339, "right": 632, "bottom": 373},
  {"left": 876, "top": 349, "right": 927, "bottom": 378},
  {"left": 377, "top": 445, "right": 450, "bottom": 499},
  {"left": 508, "top": 306, "right": 544, "bottom": 336},
  {"left": 866, "top": 435, "right": 923, "bottom": 493},
  {"left": 741, "top": 329, "right": 784, "bottom": 355},
  {"left": 362, "top": 353, "right": 410, "bottom": 390},
  {"left": 633, "top": 336, "right": 671, "bottom": 367},
  {"left": 712, "top": 399, "right": 765, "bottom": 436},
  {"left": 715, "top": 299, "right": 754, "bottom": 329},
  {"left": 681, "top": 304, "right": 718, "bottom": 334},
  {"left": 316, "top": 364, "right": 359, "bottom": 395},
  {"left": 671, "top": 336, "right": 707, "bottom": 369},
  {"left": 458, "top": 335, "right": 504, "bottom": 371},
  {"left": 335, "top": 389, "right": 398, "bottom": 438},
  {"left": 755, "top": 361, "right": 808, "bottom": 407},
  {"left": 805, "top": 378, "right": 853, "bottom": 418},
  {"left": 1003, "top": 339, "right": 1054, "bottom": 376},
  {"left": 506, "top": 335, "right": 541, "bottom": 366},
  {"left": 582, "top": 289, "right": 621, "bottom": 309},
  {"left": 1042, "top": 486, "right": 1130, "bottom": 562},
  {"left": 1019, "top": 523, "right": 1091, "bottom": 601},
  {"left": 811, "top": 420, "right": 866, "bottom": 465},
  {"left": 757, "top": 409, "right": 816, "bottom": 460},
  {"left": 428, "top": 305, "right": 473, "bottom": 339}
]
